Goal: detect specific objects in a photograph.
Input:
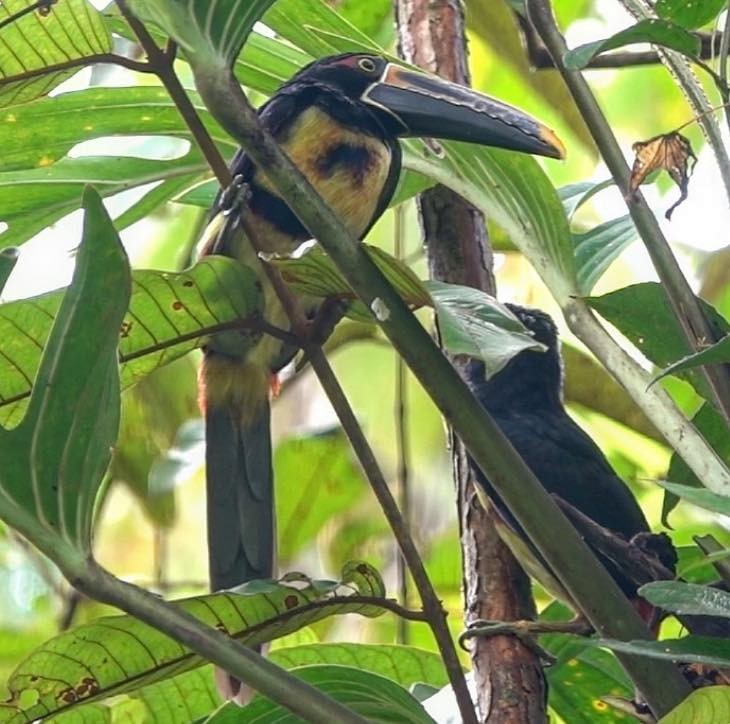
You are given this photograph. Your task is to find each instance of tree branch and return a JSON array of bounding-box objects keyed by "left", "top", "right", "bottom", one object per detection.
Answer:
[{"left": 395, "top": 1, "right": 545, "bottom": 721}]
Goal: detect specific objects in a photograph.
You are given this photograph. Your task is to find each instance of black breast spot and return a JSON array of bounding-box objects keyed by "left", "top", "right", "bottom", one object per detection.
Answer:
[{"left": 316, "top": 143, "right": 375, "bottom": 186}]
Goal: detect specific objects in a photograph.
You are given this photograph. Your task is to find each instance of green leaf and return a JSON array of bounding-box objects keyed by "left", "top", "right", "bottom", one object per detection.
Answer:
[
  {"left": 639, "top": 581, "right": 730, "bottom": 618},
  {"left": 0, "top": 153, "right": 209, "bottom": 249},
  {"left": 132, "top": 0, "right": 277, "bottom": 67},
  {"left": 591, "top": 635, "right": 730, "bottom": 668},
  {"left": 0, "top": 0, "right": 111, "bottom": 108},
  {"left": 574, "top": 216, "right": 638, "bottom": 295},
  {"left": 660, "top": 686, "right": 730, "bottom": 724},
  {"left": 564, "top": 19, "right": 701, "bottom": 70},
  {"left": 269, "top": 644, "right": 448, "bottom": 690},
  {"left": 0, "top": 86, "right": 231, "bottom": 173},
  {"left": 658, "top": 480, "right": 730, "bottom": 517},
  {"left": 587, "top": 282, "right": 730, "bottom": 403},
  {"left": 540, "top": 602, "right": 632, "bottom": 724},
  {"left": 558, "top": 179, "right": 614, "bottom": 220},
  {"left": 0, "top": 256, "right": 263, "bottom": 428},
  {"left": 211, "top": 665, "right": 436, "bottom": 723},
  {"left": 425, "top": 281, "right": 546, "bottom": 377},
  {"left": 0, "top": 187, "right": 129, "bottom": 550},
  {"left": 276, "top": 430, "right": 367, "bottom": 561},
  {"left": 664, "top": 403, "right": 730, "bottom": 523},
  {"left": 271, "top": 243, "right": 430, "bottom": 314},
  {"left": 656, "top": 335, "right": 730, "bottom": 382},
  {"left": 656, "top": 0, "right": 728, "bottom": 29},
  {"left": 0, "top": 563, "right": 387, "bottom": 723}
]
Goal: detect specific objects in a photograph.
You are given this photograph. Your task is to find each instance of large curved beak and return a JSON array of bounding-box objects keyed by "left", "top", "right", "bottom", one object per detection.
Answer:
[{"left": 362, "top": 63, "right": 565, "bottom": 160}]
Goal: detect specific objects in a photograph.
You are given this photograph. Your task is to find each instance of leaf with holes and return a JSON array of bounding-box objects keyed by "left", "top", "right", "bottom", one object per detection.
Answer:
[
  {"left": 0, "top": 562, "right": 386, "bottom": 723},
  {"left": 0, "top": 256, "right": 263, "bottom": 428},
  {"left": 0, "top": 0, "right": 111, "bottom": 108},
  {"left": 209, "top": 665, "right": 435, "bottom": 723},
  {"left": 0, "top": 187, "right": 129, "bottom": 552}
]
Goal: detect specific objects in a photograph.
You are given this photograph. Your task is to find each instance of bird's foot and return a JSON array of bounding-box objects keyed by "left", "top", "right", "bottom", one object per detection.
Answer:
[
  {"left": 215, "top": 175, "right": 251, "bottom": 249},
  {"left": 459, "top": 616, "right": 592, "bottom": 665}
]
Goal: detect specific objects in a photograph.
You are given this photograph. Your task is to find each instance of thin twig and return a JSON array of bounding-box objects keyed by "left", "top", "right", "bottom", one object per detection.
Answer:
[
  {"left": 719, "top": 8, "right": 730, "bottom": 137},
  {"left": 393, "top": 205, "right": 411, "bottom": 647},
  {"left": 305, "top": 345, "right": 476, "bottom": 722}
]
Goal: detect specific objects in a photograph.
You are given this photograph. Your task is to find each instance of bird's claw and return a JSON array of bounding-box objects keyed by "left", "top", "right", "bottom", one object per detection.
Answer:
[
  {"left": 302, "top": 297, "right": 348, "bottom": 345},
  {"left": 219, "top": 174, "right": 250, "bottom": 216},
  {"left": 459, "top": 619, "right": 558, "bottom": 665}
]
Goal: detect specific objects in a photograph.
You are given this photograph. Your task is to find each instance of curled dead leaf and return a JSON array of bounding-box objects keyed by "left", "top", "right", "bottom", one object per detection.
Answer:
[{"left": 628, "top": 131, "right": 697, "bottom": 220}]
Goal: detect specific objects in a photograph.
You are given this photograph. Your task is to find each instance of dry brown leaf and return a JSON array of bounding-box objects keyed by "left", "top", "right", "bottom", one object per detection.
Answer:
[{"left": 628, "top": 131, "right": 697, "bottom": 220}]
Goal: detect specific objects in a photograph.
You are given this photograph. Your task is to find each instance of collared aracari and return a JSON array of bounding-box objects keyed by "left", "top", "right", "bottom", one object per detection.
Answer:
[
  {"left": 464, "top": 305, "right": 677, "bottom": 624},
  {"left": 197, "top": 55, "right": 565, "bottom": 625}
]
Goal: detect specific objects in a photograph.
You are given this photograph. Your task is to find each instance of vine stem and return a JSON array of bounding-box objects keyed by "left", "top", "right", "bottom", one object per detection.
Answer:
[
  {"left": 116, "top": 2, "right": 476, "bottom": 719},
  {"left": 527, "top": 0, "right": 730, "bottom": 429}
]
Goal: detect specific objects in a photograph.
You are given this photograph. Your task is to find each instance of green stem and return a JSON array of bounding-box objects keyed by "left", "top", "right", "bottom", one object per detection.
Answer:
[
  {"left": 527, "top": 0, "right": 730, "bottom": 429},
  {"left": 191, "top": 62, "right": 691, "bottom": 717},
  {"left": 71, "top": 561, "right": 368, "bottom": 724}
]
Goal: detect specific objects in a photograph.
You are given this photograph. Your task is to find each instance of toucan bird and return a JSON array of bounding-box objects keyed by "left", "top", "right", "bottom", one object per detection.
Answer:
[
  {"left": 197, "top": 55, "right": 566, "bottom": 631},
  {"left": 464, "top": 305, "right": 677, "bottom": 623}
]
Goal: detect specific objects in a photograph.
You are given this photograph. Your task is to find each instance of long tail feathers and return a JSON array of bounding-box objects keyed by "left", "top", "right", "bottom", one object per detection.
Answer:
[{"left": 205, "top": 399, "right": 275, "bottom": 592}]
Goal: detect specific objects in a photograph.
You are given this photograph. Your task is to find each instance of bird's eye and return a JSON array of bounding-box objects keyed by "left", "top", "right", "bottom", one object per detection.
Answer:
[{"left": 358, "top": 57, "right": 377, "bottom": 73}]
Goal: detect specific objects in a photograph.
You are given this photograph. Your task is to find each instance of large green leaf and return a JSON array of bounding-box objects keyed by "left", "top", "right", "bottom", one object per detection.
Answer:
[
  {"left": 564, "top": 19, "right": 701, "bottom": 70},
  {"left": 656, "top": 335, "right": 730, "bottom": 382},
  {"left": 573, "top": 216, "right": 637, "bottom": 295},
  {"left": 658, "top": 480, "right": 730, "bottom": 518},
  {"left": 208, "top": 665, "right": 435, "bottom": 723},
  {"left": 590, "top": 636, "right": 730, "bottom": 668},
  {"left": 0, "top": 86, "right": 233, "bottom": 173},
  {"left": 425, "top": 281, "right": 546, "bottom": 377},
  {"left": 540, "top": 602, "right": 632, "bottom": 724},
  {"left": 587, "top": 282, "right": 730, "bottom": 403},
  {"left": 639, "top": 581, "right": 730, "bottom": 618},
  {"left": 0, "top": 153, "right": 209, "bottom": 249},
  {"left": 664, "top": 403, "right": 730, "bottom": 523},
  {"left": 660, "top": 687, "right": 730, "bottom": 724},
  {"left": 0, "top": 256, "right": 262, "bottom": 428},
  {"left": 132, "top": 0, "right": 277, "bottom": 67},
  {"left": 655, "top": 0, "right": 728, "bottom": 29},
  {"left": 276, "top": 430, "right": 367, "bottom": 561},
  {"left": 0, "top": 563, "right": 387, "bottom": 723},
  {"left": 0, "top": 0, "right": 111, "bottom": 108},
  {"left": 269, "top": 644, "right": 448, "bottom": 690},
  {"left": 0, "top": 187, "right": 129, "bottom": 551}
]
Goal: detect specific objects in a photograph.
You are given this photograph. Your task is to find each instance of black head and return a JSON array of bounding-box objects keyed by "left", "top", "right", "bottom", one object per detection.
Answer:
[
  {"left": 283, "top": 53, "right": 565, "bottom": 158},
  {"left": 465, "top": 304, "right": 563, "bottom": 413}
]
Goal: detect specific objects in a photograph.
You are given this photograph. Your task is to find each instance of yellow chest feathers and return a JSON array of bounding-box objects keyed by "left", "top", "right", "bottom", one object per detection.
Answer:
[{"left": 256, "top": 106, "right": 393, "bottom": 241}]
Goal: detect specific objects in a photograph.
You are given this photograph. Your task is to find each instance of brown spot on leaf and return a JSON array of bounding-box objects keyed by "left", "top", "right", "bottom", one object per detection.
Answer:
[
  {"left": 284, "top": 594, "right": 299, "bottom": 609},
  {"left": 38, "top": 0, "right": 56, "bottom": 17},
  {"left": 183, "top": 280, "right": 194, "bottom": 287},
  {"left": 120, "top": 321, "right": 133, "bottom": 338},
  {"left": 172, "top": 301, "right": 184, "bottom": 311},
  {"left": 356, "top": 563, "right": 369, "bottom": 575},
  {"left": 59, "top": 688, "right": 77, "bottom": 704},
  {"left": 629, "top": 131, "right": 697, "bottom": 219}
]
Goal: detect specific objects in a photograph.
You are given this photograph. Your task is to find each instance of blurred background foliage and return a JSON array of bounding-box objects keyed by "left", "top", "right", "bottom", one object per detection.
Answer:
[{"left": 1, "top": 0, "right": 729, "bottom": 719}]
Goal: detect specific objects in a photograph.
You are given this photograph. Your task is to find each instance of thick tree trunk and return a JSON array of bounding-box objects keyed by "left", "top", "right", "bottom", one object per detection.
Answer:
[{"left": 394, "top": 2, "right": 547, "bottom": 721}]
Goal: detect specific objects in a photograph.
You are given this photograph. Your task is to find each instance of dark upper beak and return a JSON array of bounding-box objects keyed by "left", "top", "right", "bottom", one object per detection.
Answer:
[{"left": 362, "top": 63, "right": 565, "bottom": 160}]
